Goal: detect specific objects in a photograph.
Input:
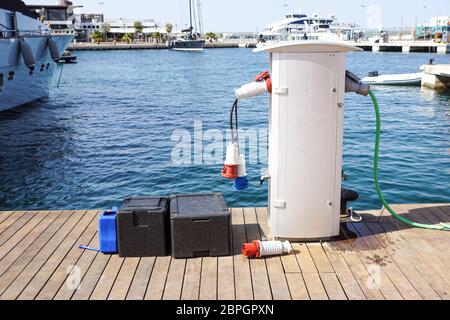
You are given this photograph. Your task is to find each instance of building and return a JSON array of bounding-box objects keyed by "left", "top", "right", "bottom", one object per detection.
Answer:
[
  {"left": 106, "top": 19, "right": 166, "bottom": 39},
  {"left": 416, "top": 16, "right": 450, "bottom": 41},
  {"left": 74, "top": 13, "right": 104, "bottom": 41}
]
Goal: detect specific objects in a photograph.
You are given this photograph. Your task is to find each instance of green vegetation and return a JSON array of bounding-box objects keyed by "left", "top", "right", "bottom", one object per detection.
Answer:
[
  {"left": 205, "top": 32, "right": 218, "bottom": 42},
  {"left": 121, "top": 33, "right": 133, "bottom": 44},
  {"left": 133, "top": 21, "right": 144, "bottom": 34},
  {"left": 102, "top": 23, "right": 111, "bottom": 41},
  {"left": 91, "top": 30, "right": 103, "bottom": 44},
  {"left": 151, "top": 32, "right": 164, "bottom": 43},
  {"left": 165, "top": 23, "right": 173, "bottom": 34}
]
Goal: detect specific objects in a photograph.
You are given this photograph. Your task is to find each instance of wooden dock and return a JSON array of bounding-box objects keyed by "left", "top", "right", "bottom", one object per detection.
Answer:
[{"left": 0, "top": 204, "right": 449, "bottom": 300}]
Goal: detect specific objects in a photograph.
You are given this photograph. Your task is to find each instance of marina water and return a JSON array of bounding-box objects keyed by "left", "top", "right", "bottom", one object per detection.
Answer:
[{"left": 0, "top": 49, "right": 449, "bottom": 211}]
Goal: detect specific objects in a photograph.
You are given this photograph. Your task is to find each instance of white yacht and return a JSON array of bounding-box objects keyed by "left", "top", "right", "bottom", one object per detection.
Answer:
[
  {"left": 259, "top": 10, "right": 363, "bottom": 43},
  {"left": 0, "top": 0, "right": 74, "bottom": 112}
]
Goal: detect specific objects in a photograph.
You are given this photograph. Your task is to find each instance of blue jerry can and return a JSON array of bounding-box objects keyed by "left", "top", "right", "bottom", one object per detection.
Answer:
[{"left": 99, "top": 207, "right": 118, "bottom": 254}]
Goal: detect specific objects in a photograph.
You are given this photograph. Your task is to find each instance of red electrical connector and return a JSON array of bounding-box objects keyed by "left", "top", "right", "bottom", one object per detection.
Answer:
[
  {"left": 242, "top": 240, "right": 262, "bottom": 258},
  {"left": 242, "top": 240, "right": 292, "bottom": 258}
]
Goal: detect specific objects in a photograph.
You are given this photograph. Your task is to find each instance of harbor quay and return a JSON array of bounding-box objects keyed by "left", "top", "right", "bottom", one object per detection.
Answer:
[
  {"left": 69, "top": 40, "right": 258, "bottom": 51},
  {"left": 68, "top": 40, "right": 450, "bottom": 53}
]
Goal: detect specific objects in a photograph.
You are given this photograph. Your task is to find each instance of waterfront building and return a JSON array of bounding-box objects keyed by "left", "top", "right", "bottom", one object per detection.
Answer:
[
  {"left": 416, "top": 16, "right": 450, "bottom": 41},
  {"left": 106, "top": 19, "right": 166, "bottom": 41},
  {"left": 74, "top": 13, "right": 104, "bottom": 42}
]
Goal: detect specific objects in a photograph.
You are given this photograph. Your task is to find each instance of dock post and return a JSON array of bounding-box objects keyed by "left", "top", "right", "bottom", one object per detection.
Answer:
[
  {"left": 421, "top": 64, "right": 450, "bottom": 90},
  {"left": 436, "top": 44, "right": 450, "bottom": 54},
  {"left": 402, "top": 45, "right": 411, "bottom": 53}
]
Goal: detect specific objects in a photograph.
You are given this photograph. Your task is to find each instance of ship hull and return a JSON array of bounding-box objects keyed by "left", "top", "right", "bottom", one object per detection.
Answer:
[
  {"left": 0, "top": 35, "right": 73, "bottom": 112},
  {"left": 168, "top": 39, "right": 205, "bottom": 52}
]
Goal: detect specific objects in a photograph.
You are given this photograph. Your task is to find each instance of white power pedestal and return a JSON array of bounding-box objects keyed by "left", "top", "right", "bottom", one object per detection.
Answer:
[{"left": 255, "top": 42, "right": 361, "bottom": 241}]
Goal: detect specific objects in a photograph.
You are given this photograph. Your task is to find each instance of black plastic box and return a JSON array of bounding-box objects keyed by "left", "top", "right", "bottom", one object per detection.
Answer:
[
  {"left": 117, "top": 196, "right": 170, "bottom": 257},
  {"left": 170, "top": 193, "right": 231, "bottom": 259}
]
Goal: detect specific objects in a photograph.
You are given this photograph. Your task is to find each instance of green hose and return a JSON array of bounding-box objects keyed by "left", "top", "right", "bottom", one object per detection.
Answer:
[{"left": 369, "top": 90, "right": 450, "bottom": 231}]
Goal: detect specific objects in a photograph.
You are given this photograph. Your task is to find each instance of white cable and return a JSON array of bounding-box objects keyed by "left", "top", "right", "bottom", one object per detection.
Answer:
[
  {"left": 259, "top": 241, "right": 291, "bottom": 257},
  {"left": 235, "top": 81, "right": 268, "bottom": 100}
]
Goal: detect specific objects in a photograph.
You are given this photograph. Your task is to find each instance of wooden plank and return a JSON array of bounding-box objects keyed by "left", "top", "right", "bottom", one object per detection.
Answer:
[
  {"left": 181, "top": 258, "right": 202, "bottom": 300},
  {"left": 199, "top": 257, "right": 217, "bottom": 300},
  {"left": 415, "top": 206, "right": 450, "bottom": 255},
  {"left": 37, "top": 227, "right": 98, "bottom": 300},
  {"left": 285, "top": 273, "right": 310, "bottom": 300},
  {"left": 53, "top": 232, "right": 101, "bottom": 300},
  {"left": 126, "top": 257, "right": 155, "bottom": 300},
  {"left": 322, "top": 242, "right": 367, "bottom": 300},
  {"left": 232, "top": 208, "right": 253, "bottom": 300},
  {"left": 2, "top": 211, "right": 94, "bottom": 300},
  {"left": 162, "top": 258, "right": 186, "bottom": 300},
  {"left": 303, "top": 273, "right": 328, "bottom": 300},
  {"left": 0, "top": 211, "right": 56, "bottom": 264},
  {"left": 0, "top": 212, "right": 50, "bottom": 260},
  {"left": 340, "top": 224, "right": 404, "bottom": 300},
  {"left": 280, "top": 245, "right": 301, "bottom": 273},
  {"left": 365, "top": 222, "right": 441, "bottom": 300},
  {"left": 347, "top": 223, "right": 422, "bottom": 300},
  {"left": 320, "top": 273, "right": 347, "bottom": 300},
  {"left": 399, "top": 204, "right": 450, "bottom": 264},
  {"left": 436, "top": 205, "right": 450, "bottom": 217},
  {"left": 217, "top": 256, "right": 235, "bottom": 300},
  {"left": 108, "top": 258, "right": 140, "bottom": 300},
  {"left": 255, "top": 208, "right": 291, "bottom": 300},
  {"left": 0, "top": 211, "right": 74, "bottom": 295},
  {"left": 382, "top": 205, "right": 450, "bottom": 288},
  {"left": 89, "top": 255, "right": 125, "bottom": 300},
  {"left": 20, "top": 211, "right": 99, "bottom": 300},
  {"left": 330, "top": 236, "right": 385, "bottom": 300},
  {"left": 144, "top": 256, "right": 171, "bottom": 300},
  {"left": 0, "top": 211, "right": 15, "bottom": 226},
  {"left": 0, "top": 211, "right": 28, "bottom": 237},
  {"left": 0, "top": 211, "right": 38, "bottom": 247},
  {"left": 292, "top": 243, "right": 318, "bottom": 273},
  {"left": 377, "top": 213, "right": 450, "bottom": 299},
  {"left": 243, "top": 208, "right": 271, "bottom": 300},
  {"left": 306, "top": 243, "right": 334, "bottom": 273}
]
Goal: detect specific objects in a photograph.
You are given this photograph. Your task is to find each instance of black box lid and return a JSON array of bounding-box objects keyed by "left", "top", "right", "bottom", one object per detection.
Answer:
[
  {"left": 170, "top": 193, "right": 228, "bottom": 219},
  {"left": 121, "top": 196, "right": 168, "bottom": 214}
]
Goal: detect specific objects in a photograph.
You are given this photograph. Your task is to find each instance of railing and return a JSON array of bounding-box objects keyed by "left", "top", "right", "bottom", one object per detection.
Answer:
[{"left": 0, "top": 29, "right": 52, "bottom": 39}]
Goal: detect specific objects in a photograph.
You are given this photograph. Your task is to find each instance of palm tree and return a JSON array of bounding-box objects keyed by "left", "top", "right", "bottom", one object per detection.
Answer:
[
  {"left": 151, "top": 32, "right": 163, "bottom": 43},
  {"left": 133, "top": 21, "right": 144, "bottom": 40},
  {"left": 91, "top": 30, "right": 103, "bottom": 44},
  {"left": 122, "top": 33, "right": 133, "bottom": 44},
  {"left": 205, "top": 32, "right": 218, "bottom": 42},
  {"left": 102, "top": 22, "right": 111, "bottom": 41},
  {"left": 165, "top": 23, "right": 173, "bottom": 34}
]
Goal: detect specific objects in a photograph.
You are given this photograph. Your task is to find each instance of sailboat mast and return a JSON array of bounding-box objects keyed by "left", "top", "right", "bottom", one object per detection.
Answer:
[{"left": 189, "top": 0, "right": 193, "bottom": 32}]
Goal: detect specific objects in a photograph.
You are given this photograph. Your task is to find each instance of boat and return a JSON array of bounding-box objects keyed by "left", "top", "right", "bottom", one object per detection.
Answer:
[
  {"left": 167, "top": 0, "right": 205, "bottom": 51},
  {"left": 26, "top": 0, "right": 79, "bottom": 36},
  {"left": 361, "top": 71, "right": 423, "bottom": 86},
  {"left": 59, "top": 50, "right": 77, "bottom": 64},
  {"left": 0, "top": 0, "right": 74, "bottom": 112},
  {"left": 258, "top": 9, "right": 364, "bottom": 43}
]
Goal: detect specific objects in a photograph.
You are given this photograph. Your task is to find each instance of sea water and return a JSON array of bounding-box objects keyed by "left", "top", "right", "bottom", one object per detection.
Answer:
[{"left": 0, "top": 49, "right": 449, "bottom": 211}]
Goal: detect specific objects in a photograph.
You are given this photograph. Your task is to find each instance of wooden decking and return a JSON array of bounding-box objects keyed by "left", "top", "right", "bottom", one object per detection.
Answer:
[{"left": 0, "top": 204, "right": 449, "bottom": 300}]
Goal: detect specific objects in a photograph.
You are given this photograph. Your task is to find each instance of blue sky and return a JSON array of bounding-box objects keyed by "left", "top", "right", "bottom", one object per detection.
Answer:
[{"left": 26, "top": 0, "right": 449, "bottom": 32}]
